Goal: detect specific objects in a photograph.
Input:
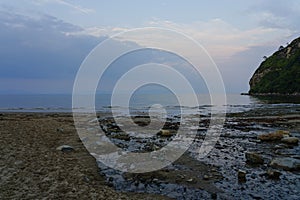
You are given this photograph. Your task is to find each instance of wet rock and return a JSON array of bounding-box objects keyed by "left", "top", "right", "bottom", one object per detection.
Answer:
[
  {"left": 258, "top": 130, "right": 289, "bottom": 141},
  {"left": 270, "top": 157, "right": 300, "bottom": 171},
  {"left": 245, "top": 152, "right": 264, "bottom": 164},
  {"left": 111, "top": 133, "right": 130, "bottom": 141},
  {"left": 281, "top": 137, "right": 299, "bottom": 145},
  {"left": 144, "top": 143, "right": 160, "bottom": 151},
  {"left": 274, "top": 144, "right": 289, "bottom": 149},
  {"left": 250, "top": 193, "right": 263, "bottom": 199},
  {"left": 211, "top": 193, "right": 217, "bottom": 199},
  {"left": 177, "top": 174, "right": 185, "bottom": 179},
  {"left": 186, "top": 178, "right": 196, "bottom": 183},
  {"left": 157, "top": 129, "right": 174, "bottom": 137},
  {"left": 266, "top": 169, "right": 281, "bottom": 180},
  {"left": 56, "top": 145, "right": 74, "bottom": 152},
  {"left": 238, "top": 170, "right": 246, "bottom": 183}
]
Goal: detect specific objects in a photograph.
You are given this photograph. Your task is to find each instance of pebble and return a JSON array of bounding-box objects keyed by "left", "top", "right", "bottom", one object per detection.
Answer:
[
  {"left": 56, "top": 128, "right": 64, "bottom": 132},
  {"left": 56, "top": 145, "right": 74, "bottom": 152},
  {"left": 187, "top": 178, "right": 196, "bottom": 183}
]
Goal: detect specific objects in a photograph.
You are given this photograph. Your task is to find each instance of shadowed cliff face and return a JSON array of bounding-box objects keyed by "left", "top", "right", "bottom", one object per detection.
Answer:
[{"left": 249, "top": 37, "right": 300, "bottom": 95}]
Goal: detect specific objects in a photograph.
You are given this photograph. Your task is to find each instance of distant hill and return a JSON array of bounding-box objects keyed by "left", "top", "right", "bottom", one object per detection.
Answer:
[{"left": 249, "top": 37, "right": 300, "bottom": 95}]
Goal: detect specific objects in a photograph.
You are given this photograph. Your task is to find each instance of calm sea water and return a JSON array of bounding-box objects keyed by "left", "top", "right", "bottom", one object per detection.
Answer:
[{"left": 0, "top": 94, "right": 299, "bottom": 115}]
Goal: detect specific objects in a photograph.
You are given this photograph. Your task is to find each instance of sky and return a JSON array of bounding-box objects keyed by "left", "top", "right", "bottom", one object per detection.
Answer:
[{"left": 0, "top": 0, "right": 300, "bottom": 94}]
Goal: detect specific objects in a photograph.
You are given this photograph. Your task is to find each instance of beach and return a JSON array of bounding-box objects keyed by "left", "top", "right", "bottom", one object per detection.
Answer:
[
  {"left": 0, "top": 113, "right": 168, "bottom": 200},
  {"left": 1, "top": 102, "right": 300, "bottom": 199}
]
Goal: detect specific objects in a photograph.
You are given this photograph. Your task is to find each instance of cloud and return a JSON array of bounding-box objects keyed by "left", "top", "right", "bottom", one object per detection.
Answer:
[
  {"left": 1, "top": 6, "right": 298, "bottom": 94},
  {"left": 54, "top": 0, "right": 94, "bottom": 14},
  {"left": 62, "top": 17, "right": 297, "bottom": 93},
  {"left": 64, "top": 26, "right": 130, "bottom": 37},
  {"left": 32, "top": 0, "right": 94, "bottom": 14},
  {"left": 143, "top": 19, "right": 293, "bottom": 64},
  {"left": 0, "top": 11, "right": 101, "bottom": 88},
  {"left": 248, "top": 0, "right": 300, "bottom": 33}
]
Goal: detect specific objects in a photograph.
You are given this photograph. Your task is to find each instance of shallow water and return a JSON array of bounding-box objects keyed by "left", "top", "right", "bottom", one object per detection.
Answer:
[{"left": 86, "top": 102, "right": 300, "bottom": 200}]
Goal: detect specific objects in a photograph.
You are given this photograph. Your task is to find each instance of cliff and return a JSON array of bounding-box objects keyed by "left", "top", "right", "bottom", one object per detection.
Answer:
[{"left": 249, "top": 37, "right": 300, "bottom": 95}]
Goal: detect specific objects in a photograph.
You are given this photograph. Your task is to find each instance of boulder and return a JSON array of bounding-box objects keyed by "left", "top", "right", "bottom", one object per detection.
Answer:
[
  {"left": 281, "top": 137, "right": 299, "bottom": 145},
  {"left": 258, "top": 130, "right": 289, "bottom": 141},
  {"left": 245, "top": 152, "right": 264, "bottom": 164},
  {"left": 270, "top": 157, "right": 300, "bottom": 171}
]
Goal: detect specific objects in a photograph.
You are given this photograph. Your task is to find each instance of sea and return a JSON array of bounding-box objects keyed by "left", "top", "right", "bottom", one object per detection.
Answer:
[{"left": 0, "top": 94, "right": 299, "bottom": 115}]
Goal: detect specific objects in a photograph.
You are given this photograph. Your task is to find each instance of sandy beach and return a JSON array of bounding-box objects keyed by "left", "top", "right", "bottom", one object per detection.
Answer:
[{"left": 0, "top": 113, "right": 169, "bottom": 200}]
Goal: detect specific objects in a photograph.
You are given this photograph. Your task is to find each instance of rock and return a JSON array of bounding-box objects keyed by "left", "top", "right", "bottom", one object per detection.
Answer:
[
  {"left": 258, "top": 130, "right": 289, "bottom": 141},
  {"left": 274, "top": 144, "right": 289, "bottom": 149},
  {"left": 111, "top": 133, "right": 130, "bottom": 141},
  {"left": 56, "top": 145, "right": 74, "bottom": 152},
  {"left": 211, "top": 193, "right": 217, "bottom": 199},
  {"left": 177, "top": 174, "right": 185, "bottom": 179},
  {"left": 266, "top": 169, "right": 281, "bottom": 180},
  {"left": 158, "top": 129, "right": 174, "bottom": 137},
  {"left": 281, "top": 137, "right": 299, "bottom": 145},
  {"left": 56, "top": 128, "right": 64, "bottom": 132},
  {"left": 238, "top": 170, "right": 246, "bottom": 183},
  {"left": 186, "top": 178, "right": 196, "bottom": 183},
  {"left": 203, "top": 175, "right": 209, "bottom": 180},
  {"left": 270, "top": 157, "right": 300, "bottom": 171},
  {"left": 245, "top": 152, "right": 264, "bottom": 164}
]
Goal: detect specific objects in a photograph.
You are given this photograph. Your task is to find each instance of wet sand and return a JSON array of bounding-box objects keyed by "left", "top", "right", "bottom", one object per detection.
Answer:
[{"left": 0, "top": 113, "right": 169, "bottom": 200}]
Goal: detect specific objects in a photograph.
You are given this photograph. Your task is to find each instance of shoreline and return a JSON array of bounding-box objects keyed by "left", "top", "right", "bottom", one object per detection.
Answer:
[
  {"left": 0, "top": 112, "right": 169, "bottom": 199},
  {"left": 1, "top": 107, "right": 300, "bottom": 199},
  {"left": 241, "top": 92, "right": 300, "bottom": 96}
]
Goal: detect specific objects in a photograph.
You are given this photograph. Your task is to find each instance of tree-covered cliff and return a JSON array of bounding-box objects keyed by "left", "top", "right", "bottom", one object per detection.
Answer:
[{"left": 249, "top": 37, "right": 300, "bottom": 95}]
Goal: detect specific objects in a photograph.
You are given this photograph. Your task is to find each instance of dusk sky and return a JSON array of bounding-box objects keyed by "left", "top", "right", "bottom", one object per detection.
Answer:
[{"left": 1, "top": 0, "right": 300, "bottom": 94}]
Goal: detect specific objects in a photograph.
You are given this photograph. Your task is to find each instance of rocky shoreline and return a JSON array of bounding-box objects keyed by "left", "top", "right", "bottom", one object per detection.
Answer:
[
  {"left": 1, "top": 107, "right": 299, "bottom": 199},
  {"left": 244, "top": 93, "right": 300, "bottom": 96}
]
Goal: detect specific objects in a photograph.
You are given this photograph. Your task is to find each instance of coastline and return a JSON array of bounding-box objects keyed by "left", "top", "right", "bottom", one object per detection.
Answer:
[
  {"left": 241, "top": 93, "right": 300, "bottom": 96},
  {"left": 1, "top": 106, "right": 300, "bottom": 199},
  {"left": 0, "top": 112, "right": 169, "bottom": 199}
]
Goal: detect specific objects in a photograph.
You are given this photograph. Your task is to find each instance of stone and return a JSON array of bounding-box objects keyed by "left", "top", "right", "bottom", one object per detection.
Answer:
[
  {"left": 203, "top": 175, "right": 209, "bottom": 180},
  {"left": 281, "top": 137, "right": 299, "bottom": 145},
  {"left": 111, "top": 133, "right": 130, "bottom": 141},
  {"left": 186, "top": 178, "right": 196, "bottom": 183},
  {"left": 266, "top": 169, "right": 281, "bottom": 180},
  {"left": 56, "top": 128, "right": 64, "bottom": 132},
  {"left": 274, "top": 144, "right": 289, "bottom": 149},
  {"left": 245, "top": 152, "right": 264, "bottom": 164},
  {"left": 270, "top": 157, "right": 300, "bottom": 171},
  {"left": 158, "top": 129, "right": 174, "bottom": 137},
  {"left": 258, "top": 130, "right": 289, "bottom": 141},
  {"left": 211, "top": 193, "right": 217, "bottom": 199},
  {"left": 56, "top": 145, "right": 74, "bottom": 152},
  {"left": 238, "top": 170, "right": 246, "bottom": 183}
]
